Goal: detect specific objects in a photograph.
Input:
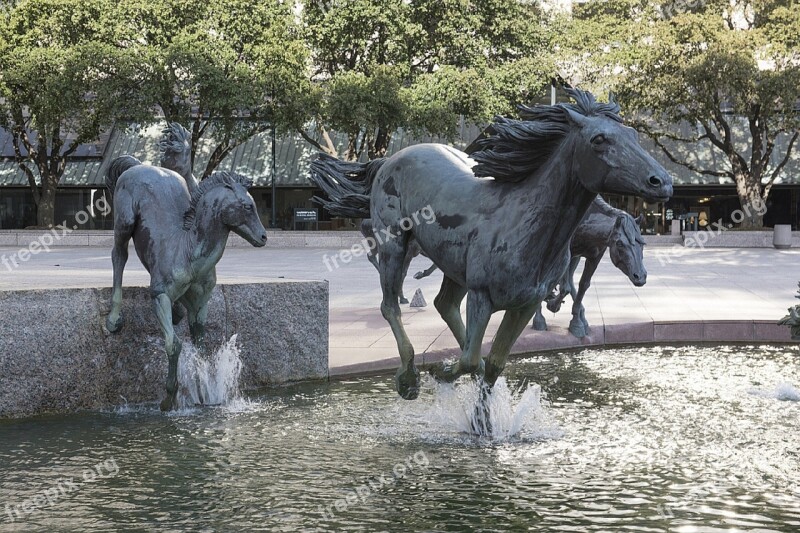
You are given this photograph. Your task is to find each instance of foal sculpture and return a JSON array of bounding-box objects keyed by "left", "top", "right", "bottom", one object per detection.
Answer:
[
  {"left": 104, "top": 157, "right": 267, "bottom": 411},
  {"left": 312, "top": 88, "right": 672, "bottom": 401},
  {"left": 532, "top": 196, "right": 647, "bottom": 337}
]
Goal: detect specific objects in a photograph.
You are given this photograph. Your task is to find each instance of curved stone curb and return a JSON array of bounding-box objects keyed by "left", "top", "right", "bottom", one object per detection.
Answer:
[{"left": 329, "top": 319, "right": 794, "bottom": 378}]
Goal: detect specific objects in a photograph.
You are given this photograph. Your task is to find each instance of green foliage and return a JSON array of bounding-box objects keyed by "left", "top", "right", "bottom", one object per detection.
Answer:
[
  {"left": 560, "top": 0, "right": 800, "bottom": 227},
  {"left": 0, "top": 0, "right": 148, "bottom": 227},
  {"left": 302, "top": 0, "right": 553, "bottom": 159},
  {"left": 102, "top": 0, "right": 311, "bottom": 176}
]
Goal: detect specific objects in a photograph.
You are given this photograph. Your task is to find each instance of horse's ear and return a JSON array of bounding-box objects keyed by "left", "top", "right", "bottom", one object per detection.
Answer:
[
  {"left": 615, "top": 215, "right": 624, "bottom": 229},
  {"left": 563, "top": 107, "right": 588, "bottom": 128}
]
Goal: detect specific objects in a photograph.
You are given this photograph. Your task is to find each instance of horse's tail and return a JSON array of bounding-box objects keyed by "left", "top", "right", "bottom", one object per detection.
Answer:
[
  {"left": 105, "top": 155, "right": 142, "bottom": 200},
  {"left": 310, "top": 154, "right": 387, "bottom": 218}
]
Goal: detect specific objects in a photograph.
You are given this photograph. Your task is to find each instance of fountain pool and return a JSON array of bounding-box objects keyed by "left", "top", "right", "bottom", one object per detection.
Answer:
[{"left": 1, "top": 344, "right": 799, "bottom": 532}]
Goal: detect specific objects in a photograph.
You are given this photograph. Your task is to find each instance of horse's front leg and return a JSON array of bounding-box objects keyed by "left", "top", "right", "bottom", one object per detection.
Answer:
[
  {"left": 545, "top": 255, "right": 579, "bottom": 314},
  {"left": 154, "top": 292, "right": 182, "bottom": 411},
  {"left": 478, "top": 302, "right": 538, "bottom": 435},
  {"left": 431, "top": 289, "right": 492, "bottom": 383},
  {"left": 531, "top": 302, "right": 548, "bottom": 331},
  {"left": 569, "top": 256, "right": 599, "bottom": 338},
  {"left": 485, "top": 303, "right": 539, "bottom": 388},
  {"left": 106, "top": 232, "right": 132, "bottom": 333},
  {"left": 181, "top": 285, "right": 213, "bottom": 406}
]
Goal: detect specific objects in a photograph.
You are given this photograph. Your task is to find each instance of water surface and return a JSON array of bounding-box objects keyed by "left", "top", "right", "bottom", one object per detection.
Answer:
[{"left": 1, "top": 344, "right": 799, "bottom": 532}]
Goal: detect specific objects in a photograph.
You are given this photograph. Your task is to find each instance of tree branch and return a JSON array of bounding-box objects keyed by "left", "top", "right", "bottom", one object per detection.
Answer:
[
  {"left": 767, "top": 130, "right": 799, "bottom": 186},
  {"left": 297, "top": 127, "right": 338, "bottom": 157},
  {"left": 651, "top": 135, "right": 733, "bottom": 178}
]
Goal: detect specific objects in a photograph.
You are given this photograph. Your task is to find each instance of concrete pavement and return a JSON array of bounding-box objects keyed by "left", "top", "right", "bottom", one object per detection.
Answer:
[{"left": 1, "top": 245, "right": 798, "bottom": 376}]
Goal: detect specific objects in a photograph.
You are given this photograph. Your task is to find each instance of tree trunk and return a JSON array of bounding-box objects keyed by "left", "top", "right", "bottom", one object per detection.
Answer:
[
  {"left": 734, "top": 173, "right": 765, "bottom": 229},
  {"left": 36, "top": 180, "right": 57, "bottom": 228},
  {"left": 369, "top": 127, "right": 390, "bottom": 160}
]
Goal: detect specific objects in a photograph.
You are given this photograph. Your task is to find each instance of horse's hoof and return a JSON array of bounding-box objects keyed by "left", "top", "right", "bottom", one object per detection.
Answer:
[
  {"left": 106, "top": 314, "right": 123, "bottom": 334},
  {"left": 568, "top": 320, "right": 586, "bottom": 338},
  {"left": 395, "top": 365, "right": 420, "bottom": 400},
  {"left": 546, "top": 300, "right": 562, "bottom": 313},
  {"left": 532, "top": 317, "right": 548, "bottom": 331},
  {"left": 400, "top": 297, "right": 409, "bottom": 304},
  {"left": 159, "top": 395, "right": 177, "bottom": 412},
  {"left": 430, "top": 361, "right": 459, "bottom": 383}
]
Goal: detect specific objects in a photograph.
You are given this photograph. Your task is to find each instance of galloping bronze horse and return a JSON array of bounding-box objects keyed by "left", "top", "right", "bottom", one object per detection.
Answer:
[
  {"left": 105, "top": 157, "right": 267, "bottom": 411},
  {"left": 532, "top": 196, "right": 647, "bottom": 337},
  {"left": 312, "top": 88, "right": 672, "bottom": 401}
]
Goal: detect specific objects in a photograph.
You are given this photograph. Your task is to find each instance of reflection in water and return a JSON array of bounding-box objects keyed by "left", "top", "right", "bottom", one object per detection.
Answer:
[{"left": 1, "top": 344, "right": 799, "bottom": 532}]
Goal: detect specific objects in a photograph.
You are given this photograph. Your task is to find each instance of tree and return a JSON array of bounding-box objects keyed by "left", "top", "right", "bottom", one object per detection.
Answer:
[
  {"left": 105, "top": 0, "right": 311, "bottom": 178},
  {"left": 561, "top": 0, "right": 800, "bottom": 228},
  {"left": 300, "top": 0, "right": 553, "bottom": 161},
  {"left": 0, "top": 0, "right": 147, "bottom": 228}
]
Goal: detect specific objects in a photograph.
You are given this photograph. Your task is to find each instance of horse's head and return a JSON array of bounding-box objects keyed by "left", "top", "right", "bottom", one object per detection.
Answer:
[
  {"left": 565, "top": 107, "right": 672, "bottom": 203},
  {"left": 607, "top": 214, "right": 647, "bottom": 287},
  {"left": 185, "top": 172, "right": 267, "bottom": 247},
  {"left": 218, "top": 176, "right": 268, "bottom": 247},
  {"left": 159, "top": 123, "right": 192, "bottom": 178}
]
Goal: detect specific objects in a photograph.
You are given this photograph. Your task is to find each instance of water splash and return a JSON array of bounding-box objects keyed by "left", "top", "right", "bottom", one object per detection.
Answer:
[
  {"left": 422, "top": 376, "right": 560, "bottom": 441},
  {"left": 177, "top": 335, "right": 243, "bottom": 408},
  {"left": 749, "top": 381, "right": 800, "bottom": 402}
]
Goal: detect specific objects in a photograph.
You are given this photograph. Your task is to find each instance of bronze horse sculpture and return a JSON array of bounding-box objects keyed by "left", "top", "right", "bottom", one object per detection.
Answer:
[
  {"left": 104, "top": 154, "right": 267, "bottom": 411},
  {"left": 311, "top": 88, "right": 672, "bottom": 403},
  {"left": 532, "top": 196, "right": 646, "bottom": 337}
]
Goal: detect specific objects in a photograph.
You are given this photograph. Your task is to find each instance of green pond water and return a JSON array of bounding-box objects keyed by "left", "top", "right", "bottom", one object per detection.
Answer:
[{"left": 1, "top": 345, "right": 799, "bottom": 532}]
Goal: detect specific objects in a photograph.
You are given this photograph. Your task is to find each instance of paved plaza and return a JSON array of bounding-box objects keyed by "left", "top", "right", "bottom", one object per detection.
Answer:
[{"left": 1, "top": 245, "right": 797, "bottom": 375}]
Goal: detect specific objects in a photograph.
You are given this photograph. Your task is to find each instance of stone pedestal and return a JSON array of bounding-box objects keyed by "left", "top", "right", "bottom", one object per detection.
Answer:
[{"left": 0, "top": 281, "right": 328, "bottom": 418}]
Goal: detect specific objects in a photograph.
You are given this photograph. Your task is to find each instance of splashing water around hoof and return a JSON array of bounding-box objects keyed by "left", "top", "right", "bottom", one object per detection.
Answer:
[
  {"left": 424, "top": 376, "right": 560, "bottom": 441},
  {"left": 177, "top": 335, "right": 243, "bottom": 408}
]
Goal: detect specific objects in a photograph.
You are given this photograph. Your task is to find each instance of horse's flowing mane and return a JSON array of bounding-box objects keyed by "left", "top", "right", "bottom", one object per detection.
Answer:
[
  {"left": 471, "top": 87, "right": 623, "bottom": 183},
  {"left": 183, "top": 171, "right": 253, "bottom": 229},
  {"left": 158, "top": 123, "right": 191, "bottom": 164}
]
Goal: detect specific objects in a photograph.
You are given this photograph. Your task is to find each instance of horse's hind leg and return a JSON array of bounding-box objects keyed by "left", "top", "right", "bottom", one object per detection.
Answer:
[
  {"left": 153, "top": 292, "right": 182, "bottom": 411},
  {"left": 106, "top": 207, "right": 134, "bottom": 333},
  {"left": 378, "top": 237, "right": 419, "bottom": 399},
  {"left": 360, "top": 219, "right": 380, "bottom": 270},
  {"left": 433, "top": 275, "right": 467, "bottom": 349},
  {"left": 431, "top": 289, "right": 492, "bottom": 383},
  {"left": 398, "top": 244, "right": 417, "bottom": 304}
]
